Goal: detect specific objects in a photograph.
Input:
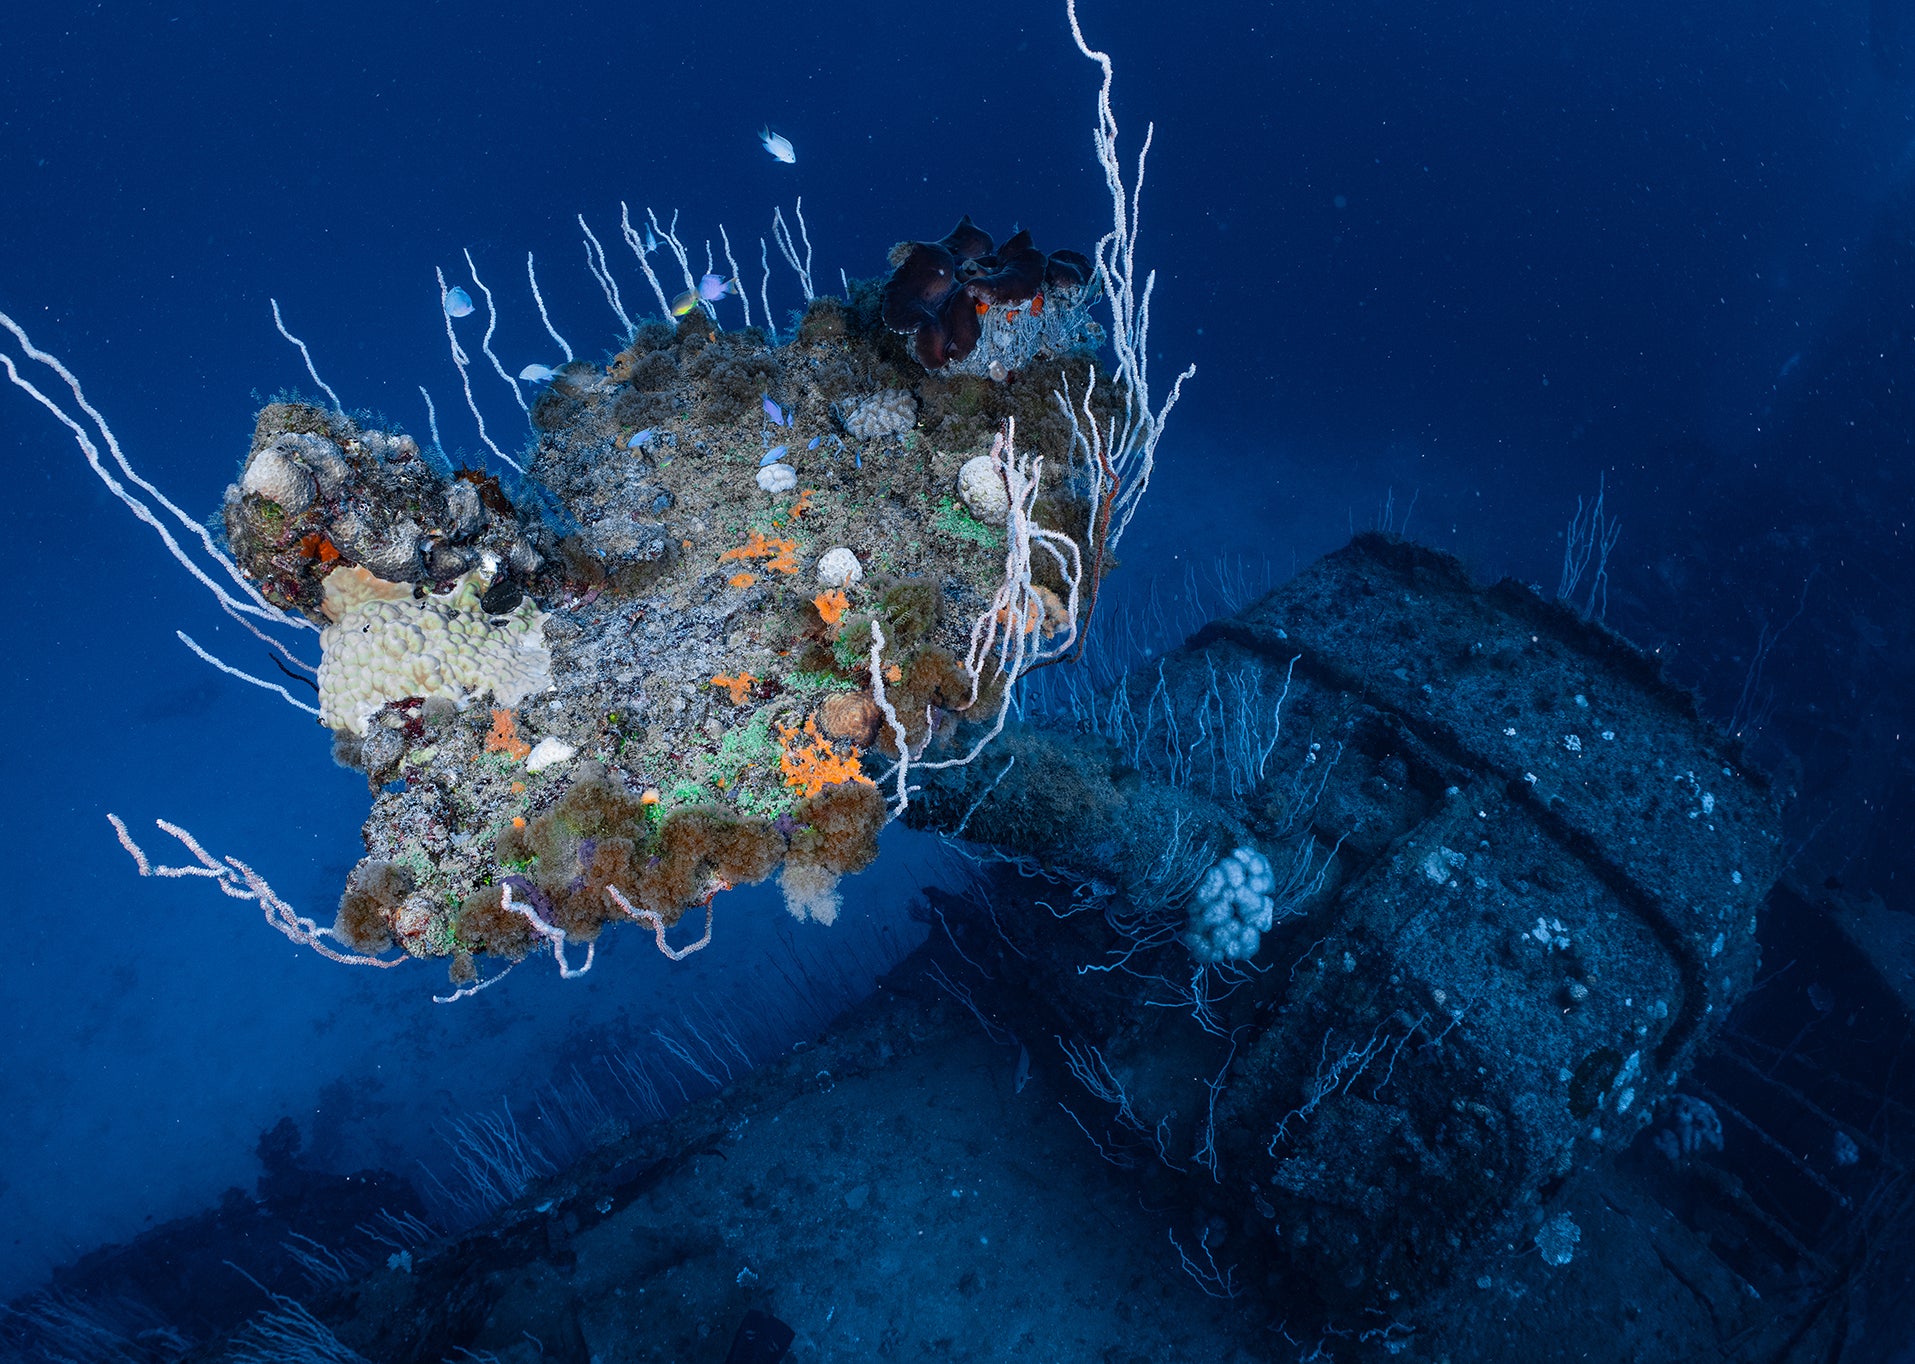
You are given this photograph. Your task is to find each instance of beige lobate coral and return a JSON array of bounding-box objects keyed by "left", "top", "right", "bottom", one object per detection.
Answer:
[{"left": 315, "top": 565, "right": 552, "bottom": 734}]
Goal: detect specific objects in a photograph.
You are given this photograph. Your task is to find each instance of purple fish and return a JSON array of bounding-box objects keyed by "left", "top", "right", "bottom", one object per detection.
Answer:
[
  {"left": 698, "top": 273, "right": 733, "bottom": 302},
  {"left": 762, "top": 395, "right": 791, "bottom": 427}
]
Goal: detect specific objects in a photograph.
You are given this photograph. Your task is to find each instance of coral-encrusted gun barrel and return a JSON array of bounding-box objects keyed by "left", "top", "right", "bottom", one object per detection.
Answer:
[{"left": 218, "top": 273, "right": 1114, "bottom": 988}]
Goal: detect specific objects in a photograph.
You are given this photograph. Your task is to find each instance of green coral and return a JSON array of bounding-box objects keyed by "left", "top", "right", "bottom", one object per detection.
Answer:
[
  {"left": 734, "top": 783, "right": 795, "bottom": 820},
  {"left": 700, "top": 708, "right": 802, "bottom": 821},
  {"left": 705, "top": 710, "right": 777, "bottom": 790},
  {"left": 784, "top": 669, "right": 855, "bottom": 695},
  {"left": 396, "top": 842, "right": 434, "bottom": 880},
  {"left": 934, "top": 497, "right": 1004, "bottom": 549}
]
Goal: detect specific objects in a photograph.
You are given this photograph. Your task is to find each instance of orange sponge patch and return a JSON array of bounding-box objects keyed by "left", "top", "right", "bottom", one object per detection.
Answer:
[
  {"left": 711, "top": 673, "right": 757, "bottom": 705},
  {"left": 776, "top": 715, "right": 874, "bottom": 798},
  {"left": 485, "top": 708, "right": 532, "bottom": 761},
  {"left": 814, "top": 589, "right": 849, "bottom": 627},
  {"left": 720, "top": 530, "right": 801, "bottom": 576}
]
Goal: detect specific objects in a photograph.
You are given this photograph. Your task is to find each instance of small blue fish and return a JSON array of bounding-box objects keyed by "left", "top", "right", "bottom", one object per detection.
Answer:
[
  {"left": 758, "top": 445, "right": 788, "bottom": 467},
  {"left": 806, "top": 436, "right": 822, "bottom": 450},
  {"left": 760, "top": 127, "right": 796, "bottom": 164},
  {"left": 763, "top": 395, "right": 791, "bottom": 427},
  {"left": 518, "top": 363, "right": 556, "bottom": 384},
  {"left": 699, "top": 273, "right": 736, "bottom": 303},
  {"left": 444, "top": 287, "right": 475, "bottom": 319},
  {"left": 627, "top": 428, "right": 655, "bottom": 449}
]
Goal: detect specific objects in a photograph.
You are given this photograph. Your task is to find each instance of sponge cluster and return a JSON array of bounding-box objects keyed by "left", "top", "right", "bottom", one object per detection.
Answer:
[
  {"left": 1185, "top": 846, "right": 1278, "bottom": 963},
  {"left": 318, "top": 575, "right": 552, "bottom": 734}
]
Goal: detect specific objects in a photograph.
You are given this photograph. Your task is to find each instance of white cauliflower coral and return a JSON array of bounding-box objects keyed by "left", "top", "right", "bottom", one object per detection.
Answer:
[
  {"left": 315, "top": 565, "right": 552, "bottom": 734},
  {"left": 1186, "top": 846, "right": 1278, "bottom": 963}
]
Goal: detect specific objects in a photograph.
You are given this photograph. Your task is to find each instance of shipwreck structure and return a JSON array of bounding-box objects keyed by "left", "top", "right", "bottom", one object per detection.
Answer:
[{"left": 913, "top": 532, "right": 1782, "bottom": 1314}]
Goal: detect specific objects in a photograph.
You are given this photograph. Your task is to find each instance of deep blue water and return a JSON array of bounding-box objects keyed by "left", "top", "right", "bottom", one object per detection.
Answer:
[{"left": 2, "top": 0, "right": 1910, "bottom": 1335}]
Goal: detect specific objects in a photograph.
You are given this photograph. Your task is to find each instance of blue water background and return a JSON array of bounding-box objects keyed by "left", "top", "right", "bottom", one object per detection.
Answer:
[{"left": 0, "top": 0, "right": 1905, "bottom": 1297}]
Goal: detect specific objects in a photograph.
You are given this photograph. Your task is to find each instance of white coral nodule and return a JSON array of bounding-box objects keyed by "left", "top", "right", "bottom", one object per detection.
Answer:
[
  {"left": 240, "top": 445, "right": 318, "bottom": 514},
  {"left": 816, "top": 546, "right": 863, "bottom": 588},
  {"left": 756, "top": 463, "right": 798, "bottom": 494},
  {"left": 838, "top": 389, "right": 916, "bottom": 440},
  {"left": 957, "top": 454, "right": 1009, "bottom": 523},
  {"left": 524, "top": 737, "right": 576, "bottom": 773}
]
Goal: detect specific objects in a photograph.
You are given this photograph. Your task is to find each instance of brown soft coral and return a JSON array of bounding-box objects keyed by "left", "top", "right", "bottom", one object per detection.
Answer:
[
  {"left": 489, "top": 766, "right": 799, "bottom": 934},
  {"left": 333, "top": 861, "right": 415, "bottom": 954},
  {"left": 884, "top": 647, "right": 981, "bottom": 752},
  {"left": 551, "top": 774, "right": 646, "bottom": 839},
  {"left": 631, "top": 810, "right": 784, "bottom": 917},
  {"left": 453, "top": 884, "right": 539, "bottom": 960},
  {"left": 790, "top": 781, "right": 886, "bottom": 875},
  {"left": 547, "top": 837, "right": 642, "bottom": 941}
]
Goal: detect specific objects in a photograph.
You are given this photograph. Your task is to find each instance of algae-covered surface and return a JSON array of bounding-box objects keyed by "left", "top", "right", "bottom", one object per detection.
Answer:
[{"left": 221, "top": 288, "right": 1114, "bottom": 984}]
